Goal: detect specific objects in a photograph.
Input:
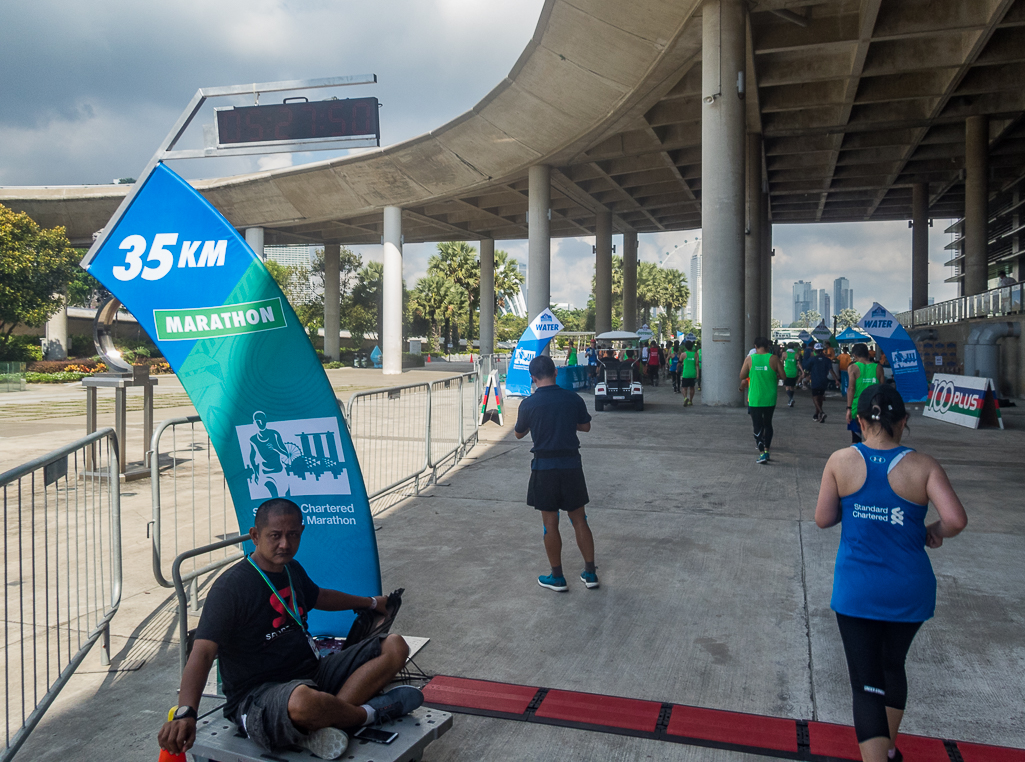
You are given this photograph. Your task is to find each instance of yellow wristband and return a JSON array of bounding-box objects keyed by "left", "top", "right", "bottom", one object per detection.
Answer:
[{"left": 168, "top": 706, "right": 178, "bottom": 722}]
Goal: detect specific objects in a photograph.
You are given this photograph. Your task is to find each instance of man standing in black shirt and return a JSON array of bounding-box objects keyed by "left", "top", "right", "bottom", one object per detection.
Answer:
[
  {"left": 804, "top": 343, "right": 841, "bottom": 423},
  {"left": 514, "top": 355, "right": 598, "bottom": 592},
  {"left": 157, "top": 498, "right": 422, "bottom": 760}
]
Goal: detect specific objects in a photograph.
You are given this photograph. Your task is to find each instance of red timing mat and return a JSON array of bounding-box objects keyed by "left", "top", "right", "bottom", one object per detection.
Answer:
[
  {"left": 421, "top": 675, "right": 538, "bottom": 716},
  {"left": 533, "top": 689, "right": 662, "bottom": 733},
  {"left": 959, "top": 742, "right": 1025, "bottom": 762},
  {"left": 422, "top": 676, "right": 1023, "bottom": 762},
  {"left": 665, "top": 705, "right": 798, "bottom": 753}
]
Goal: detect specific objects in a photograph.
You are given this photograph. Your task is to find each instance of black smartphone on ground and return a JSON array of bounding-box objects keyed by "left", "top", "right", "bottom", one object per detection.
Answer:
[{"left": 353, "top": 727, "right": 398, "bottom": 744}]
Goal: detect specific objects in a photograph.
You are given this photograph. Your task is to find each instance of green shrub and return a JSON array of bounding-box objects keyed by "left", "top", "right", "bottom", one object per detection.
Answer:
[
  {"left": 323, "top": 361, "right": 345, "bottom": 369},
  {"left": 0, "top": 336, "right": 43, "bottom": 362},
  {"left": 25, "top": 371, "right": 89, "bottom": 383}
]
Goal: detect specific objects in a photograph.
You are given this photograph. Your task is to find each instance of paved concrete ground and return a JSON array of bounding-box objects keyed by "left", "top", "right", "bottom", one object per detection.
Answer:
[{"left": 4, "top": 373, "right": 1024, "bottom": 761}]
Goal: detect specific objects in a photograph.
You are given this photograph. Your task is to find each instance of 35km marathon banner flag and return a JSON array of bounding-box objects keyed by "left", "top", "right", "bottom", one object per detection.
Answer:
[
  {"left": 504, "top": 308, "right": 564, "bottom": 397},
  {"left": 83, "top": 164, "right": 378, "bottom": 635},
  {"left": 858, "top": 302, "right": 928, "bottom": 403}
]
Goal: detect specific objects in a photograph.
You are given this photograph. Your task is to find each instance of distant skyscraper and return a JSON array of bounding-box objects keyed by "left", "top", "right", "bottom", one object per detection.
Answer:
[
  {"left": 688, "top": 247, "right": 702, "bottom": 324},
  {"left": 265, "top": 245, "right": 316, "bottom": 303},
  {"left": 793, "top": 280, "right": 814, "bottom": 324},
  {"left": 833, "top": 277, "right": 853, "bottom": 313},
  {"left": 818, "top": 289, "right": 830, "bottom": 321}
]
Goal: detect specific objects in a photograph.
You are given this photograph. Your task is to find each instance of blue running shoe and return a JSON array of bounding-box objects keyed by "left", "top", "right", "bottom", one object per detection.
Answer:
[
  {"left": 537, "top": 574, "right": 568, "bottom": 591},
  {"left": 580, "top": 570, "right": 600, "bottom": 589},
  {"left": 366, "top": 685, "right": 424, "bottom": 724},
  {"left": 757, "top": 451, "right": 769, "bottom": 464}
]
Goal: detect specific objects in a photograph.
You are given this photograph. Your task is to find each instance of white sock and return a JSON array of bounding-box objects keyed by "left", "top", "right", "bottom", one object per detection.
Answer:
[{"left": 361, "top": 704, "right": 376, "bottom": 726}]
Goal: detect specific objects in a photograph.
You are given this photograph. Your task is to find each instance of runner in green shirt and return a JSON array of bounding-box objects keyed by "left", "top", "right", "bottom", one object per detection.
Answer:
[
  {"left": 739, "top": 337, "right": 787, "bottom": 464},
  {"left": 782, "top": 345, "right": 802, "bottom": 407},
  {"left": 679, "top": 341, "right": 699, "bottom": 406},
  {"left": 845, "top": 343, "right": 884, "bottom": 443}
]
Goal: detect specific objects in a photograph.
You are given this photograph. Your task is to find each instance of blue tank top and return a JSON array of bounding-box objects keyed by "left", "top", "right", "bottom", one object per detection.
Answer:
[{"left": 830, "top": 444, "right": 935, "bottom": 623}]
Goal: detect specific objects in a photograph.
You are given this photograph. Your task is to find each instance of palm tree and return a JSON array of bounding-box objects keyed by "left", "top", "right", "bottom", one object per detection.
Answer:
[
  {"left": 409, "top": 275, "right": 461, "bottom": 352},
  {"left": 428, "top": 242, "right": 479, "bottom": 341}
]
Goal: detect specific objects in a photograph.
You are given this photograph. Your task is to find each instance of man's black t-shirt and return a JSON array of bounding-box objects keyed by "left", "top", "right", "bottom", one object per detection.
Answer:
[
  {"left": 195, "top": 557, "right": 321, "bottom": 716},
  {"left": 514, "top": 385, "right": 591, "bottom": 470},
  {"left": 806, "top": 354, "right": 834, "bottom": 389}
]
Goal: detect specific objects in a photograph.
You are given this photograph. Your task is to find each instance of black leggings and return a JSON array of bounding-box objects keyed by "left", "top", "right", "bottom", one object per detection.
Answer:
[
  {"left": 748, "top": 406, "right": 775, "bottom": 451},
  {"left": 835, "top": 613, "right": 923, "bottom": 743}
]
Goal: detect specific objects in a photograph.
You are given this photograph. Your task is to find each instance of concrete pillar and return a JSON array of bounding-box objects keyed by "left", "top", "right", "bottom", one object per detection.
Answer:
[
  {"left": 965, "top": 115, "right": 989, "bottom": 296},
  {"left": 911, "top": 182, "right": 930, "bottom": 311},
  {"left": 762, "top": 192, "right": 772, "bottom": 336},
  {"left": 528, "top": 165, "right": 551, "bottom": 322},
  {"left": 700, "top": 0, "right": 747, "bottom": 406},
  {"left": 479, "top": 239, "right": 495, "bottom": 357},
  {"left": 245, "top": 227, "right": 265, "bottom": 261},
  {"left": 323, "top": 244, "right": 340, "bottom": 361},
  {"left": 43, "top": 304, "right": 68, "bottom": 360},
  {"left": 622, "top": 231, "right": 639, "bottom": 331},
  {"left": 744, "top": 132, "right": 764, "bottom": 350},
  {"left": 594, "top": 211, "right": 614, "bottom": 335},
  {"left": 382, "top": 206, "right": 403, "bottom": 375}
]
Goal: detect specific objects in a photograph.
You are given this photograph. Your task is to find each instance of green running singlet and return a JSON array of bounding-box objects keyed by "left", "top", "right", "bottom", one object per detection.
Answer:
[
  {"left": 784, "top": 349, "right": 798, "bottom": 377},
  {"left": 748, "top": 353, "right": 778, "bottom": 407},
  {"left": 681, "top": 351, "right": 697, "bottom": 378},
  {"left": 852, "top": 361, "right": 880, "bottom": 413}
]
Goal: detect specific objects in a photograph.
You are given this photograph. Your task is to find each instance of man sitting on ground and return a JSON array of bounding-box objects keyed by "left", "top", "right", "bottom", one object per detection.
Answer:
[{"left": 157, "top": 498, "right": 421, "bottom": 761}]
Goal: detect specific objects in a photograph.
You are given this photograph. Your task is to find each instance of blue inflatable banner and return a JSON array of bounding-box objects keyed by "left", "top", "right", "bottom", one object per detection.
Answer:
[
  {"left": 83, "top": 164, "right": 378, "bottom": 635},
  {"left": 504, "top": 308, "right": 564, "bottom": 397},
  {"left": 858, "top": 302, "right": 928, "bottom": 403}
]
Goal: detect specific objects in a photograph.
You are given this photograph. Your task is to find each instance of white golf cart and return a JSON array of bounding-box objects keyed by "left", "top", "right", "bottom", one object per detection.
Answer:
[{"left": 593, "top": 331, "right": 645, "bottom": 412}]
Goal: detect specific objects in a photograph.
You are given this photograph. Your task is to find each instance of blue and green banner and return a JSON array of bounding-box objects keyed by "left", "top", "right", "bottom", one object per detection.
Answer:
[
  {"left": 504, "top": 308, "right": 563, "bottom": 397},
  {"left": 83, "top": 163, "right": 378, "bottom": 635},
  {"left": 858, "top": 302, "right": 928, "bottom": 403}
]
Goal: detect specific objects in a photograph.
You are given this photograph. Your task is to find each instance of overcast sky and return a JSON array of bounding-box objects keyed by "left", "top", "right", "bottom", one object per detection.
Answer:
[{"left": 1, "top": 0, "right": 958, "bottom": 323}]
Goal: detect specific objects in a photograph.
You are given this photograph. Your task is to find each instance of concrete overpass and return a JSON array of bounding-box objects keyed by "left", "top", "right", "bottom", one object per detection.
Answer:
[{"left": 4, "top": 0, "right": 1025, "bottom": 400}]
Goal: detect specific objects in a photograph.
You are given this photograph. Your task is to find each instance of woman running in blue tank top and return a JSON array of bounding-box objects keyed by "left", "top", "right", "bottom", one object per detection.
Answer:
[{"left": 815, "top": 385, "right": 967, "bottom": 762}]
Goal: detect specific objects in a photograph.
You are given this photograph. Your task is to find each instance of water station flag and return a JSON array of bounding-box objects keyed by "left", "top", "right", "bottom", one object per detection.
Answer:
[
  {"left": 83, "top": 164, "right": 378, "bottom": 635},
  {"left": 858, "top": 302, "right": 929, "bottom": 403},
  {"left": 504, "top": 308, "right": 564, "bottom": 397}
]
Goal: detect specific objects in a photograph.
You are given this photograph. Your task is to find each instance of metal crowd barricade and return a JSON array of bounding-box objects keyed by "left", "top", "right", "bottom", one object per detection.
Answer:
[
  {"left": 150, "top": 373, "right": 484, "bottom": 590},
  {"left": 0, "top": 429, "right": 122, "bottom": 762},
  {"left": 149, "top": 417, "right": 240, "bottom": 594},
  {"left": 346, "top": 382, "right": 431, "bottom": 499}
]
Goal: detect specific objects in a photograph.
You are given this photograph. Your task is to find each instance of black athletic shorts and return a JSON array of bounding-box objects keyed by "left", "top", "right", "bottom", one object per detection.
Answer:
[
  {"left": 234, "top": 637, "right": 382, "bottom": 750},
  {"left": 811, "top": 387, "right": 826, "bottom": 396},
  {"left": 527, "top": 467, "right": 589, "bottom": 512},
  {"left": 784, "top": 376, "right": 798, "bottom": 387},
  {"left": 680, "top": 377, "right": 696, "bottom": 388}
]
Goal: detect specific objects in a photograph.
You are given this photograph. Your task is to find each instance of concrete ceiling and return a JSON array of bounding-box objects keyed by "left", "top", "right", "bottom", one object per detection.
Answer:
[{"left": 4, "top": 0, "right": 1025, "bottom": 246}]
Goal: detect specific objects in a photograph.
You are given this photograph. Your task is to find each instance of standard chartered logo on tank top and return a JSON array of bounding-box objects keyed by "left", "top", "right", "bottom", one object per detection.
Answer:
[{"left": 852, "top": 503, "right": 904, "bottom": 526}]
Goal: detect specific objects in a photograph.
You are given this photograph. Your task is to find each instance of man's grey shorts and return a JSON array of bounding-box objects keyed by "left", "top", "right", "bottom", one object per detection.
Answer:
[{"left": 235, "top": 637, "right": 382, "bottom": 750}]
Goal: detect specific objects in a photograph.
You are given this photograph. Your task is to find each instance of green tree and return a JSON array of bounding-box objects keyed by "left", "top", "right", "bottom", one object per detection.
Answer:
[
  {"left": 834, "top": 308, "right": 862, "bottom": 331},
  {"left": 347, "top": 262, "right": 385, "bottom": 348},
  {"left": 771, "top": 318, "right": 782, "bottom": 331},
  {"left": 67, "top": 265, "right": 110, "bottom": 308},
  {"left": 428, "top": 242, "right": 479, "bottom": 341},
  {"left": 0, "top": 204, "right": 78, "bottom": 356},
  {"left": 409, "top": 274, "right": 462, "bottom": 352},
  {"left": 790, "top": 310, "right": 822, "bottom": 329},
  {"left": 496, "top": 313, "right": 527, "bottom": 343}
]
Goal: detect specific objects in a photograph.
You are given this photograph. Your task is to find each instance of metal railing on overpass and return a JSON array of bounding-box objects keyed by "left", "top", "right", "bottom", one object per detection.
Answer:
[
  {"left": 0, "top": 430, "right": 122, "bottom": 762},
  {"left": 896, "top": 284, "right": 1024, "bottom": 328}
]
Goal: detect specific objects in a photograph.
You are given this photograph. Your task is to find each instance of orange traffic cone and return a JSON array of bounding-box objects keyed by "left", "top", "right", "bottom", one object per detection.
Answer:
[
  {"left": 426, "top": 355, "right": 432, "bottom": 363},
  {"left": 159, "top": 707, "right": 188, "bottom": 762},
  {"left": 470, "top": 354, "right": 474, "bottom": 363}
]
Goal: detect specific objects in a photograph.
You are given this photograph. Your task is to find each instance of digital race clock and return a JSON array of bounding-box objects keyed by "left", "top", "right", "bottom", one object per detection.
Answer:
[{"left": 215, "top": 97, "right": 380, "bottom": 147}]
